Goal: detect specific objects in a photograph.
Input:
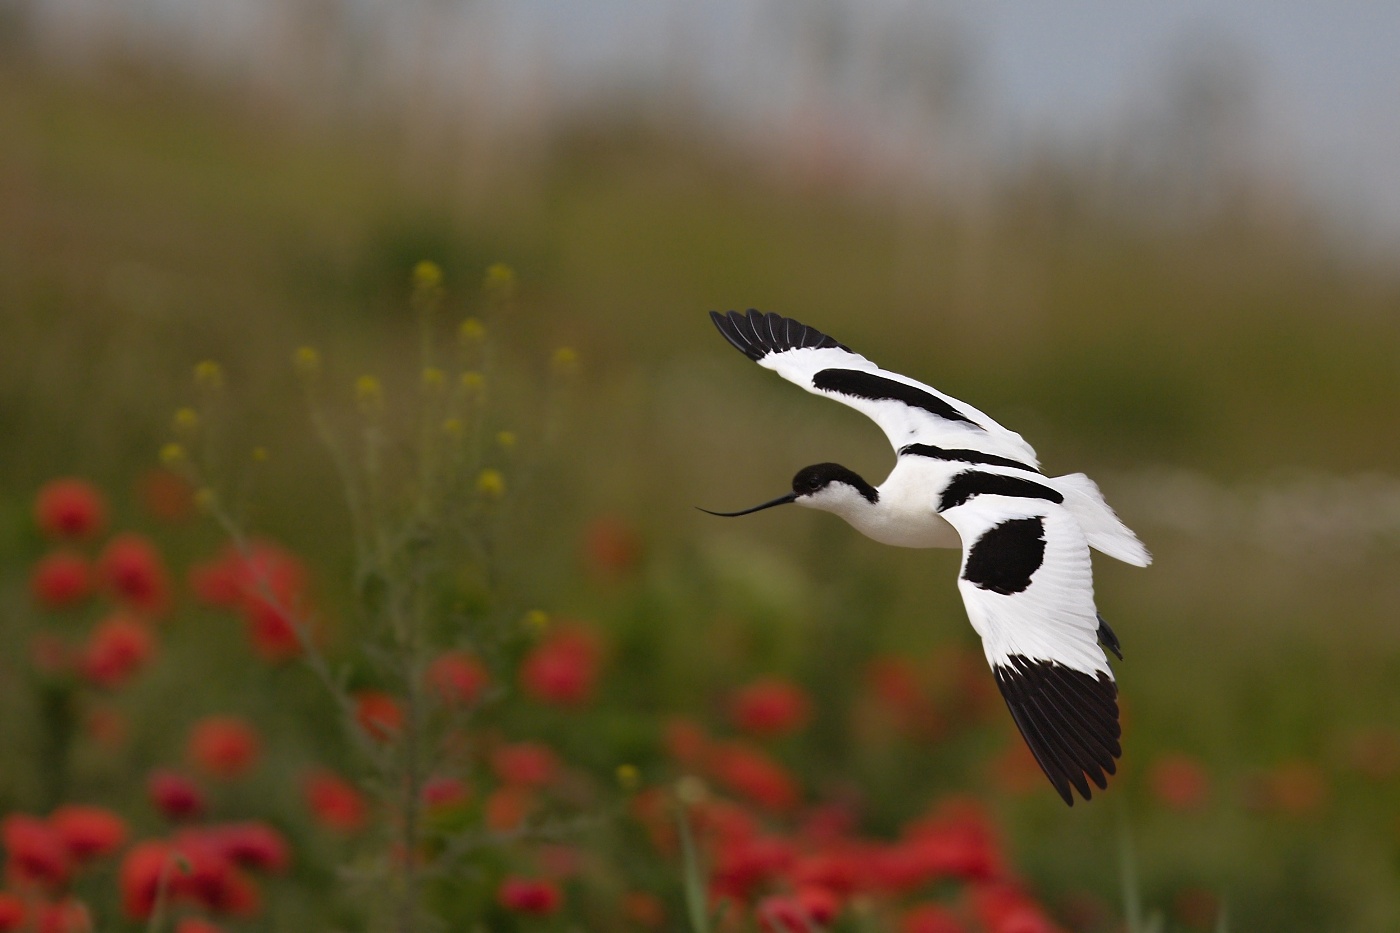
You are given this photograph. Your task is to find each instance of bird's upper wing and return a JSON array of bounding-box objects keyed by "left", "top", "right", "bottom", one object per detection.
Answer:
[
  {"left": 934, "top": 479, "right": 1121, "bottom": 805},
  {"left": 710, "top": 310, "right": 1039, "bottom": 468}
]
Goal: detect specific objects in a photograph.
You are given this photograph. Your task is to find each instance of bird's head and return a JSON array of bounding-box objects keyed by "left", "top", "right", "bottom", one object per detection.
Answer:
[{"left": 699, "top": 462, "right": 878, "bottom": 518}]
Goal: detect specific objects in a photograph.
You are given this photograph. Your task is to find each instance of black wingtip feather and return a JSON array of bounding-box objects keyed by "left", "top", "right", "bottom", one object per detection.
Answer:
[
  {"left": 1097, "top": 612, "right": 1124, "bottom": 661},
  {"left": 994, "top": 655, "right": 1121, "bottom": 806},
  {"left": 707, "top": 309, "right": 853, "bottom": 361}
]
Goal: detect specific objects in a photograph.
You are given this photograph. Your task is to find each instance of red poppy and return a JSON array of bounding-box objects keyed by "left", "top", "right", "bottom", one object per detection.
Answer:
[
  {"left": 33, "top": 898, "right": 88, "bottom": 933},
  {"left": 303, "top": 770, "right": 367, "bottom": 833},
  {"left": 1, "top": 814, "right": 70, "bottom": 889},
  {"left": 34, "top": 479, "right": 107, "bottom": 542},
  {"left": 1173, "top": 887, "right": 1222, "bottom": 929},
  {"left": 797, "top": 803, "right": 857, "bottom": 845},
  {"left": 50, "top": 805, "right": 127, "bottom": 862},
  {"left": 622, "top": 891, "right": 666, "bottom": 928},
  {"left": 1250, "top": 760, "right": 1329, "bottom": 816},
  {"left": 799, "top": 885, "right": 841, "bottom": 921},
  {"left": 174, "top": 919, "right": 224, "bottom": 933},
  {"left": 96, "top": 533, "right": 171, "bottom": 616},
  {"left": 79, "top": 614, "right": 155, "bottom": 689},
  {"left": 483, "top": 787, "right": 533, "bottom": 833},
  {"left": 663, "top": 717, "right": 711, "bottom": 768},
  {"left": 757, "top": 887, "right": 839, "bottom": 933},
  {"left": 237, "top": 543, "right": 311, "bottom": 662},
  {"left": 864, "top": 656, "right": 943, "bottom": 737},
  {"left": 0, "top": 892, "right": 26, "bottom": 931},
  {"left": 490, "top": 742, "right": 559, "bottom": 788},
  {"left": 712, "top": 835, "right": 794, "bottom": 900},
  {"left": 707, "top": 741, "right": 801, "bottom": 812},
  {"left": 30, "top": 551, "right": 93, "bottom": 610},
  {"left": 1148, "top": 754, "right": 1211, "bottom": 811},
  {"left": 582, "top": 515, "right": 642, "bottom": 580},
  {"left": 422, "top": 776, "right": 470, "bottom": 811},
  {"left": 425, "top": 650, "right": 490, "bottom": 706},
  {"left": 119, "top": 840, "right": 174, "bottom": 918},
  {"left": 187, "top": 717, "right": 261, "bottom": 779},
  {"left": 83, "top": 705, "right": 129, "bottom": 749},
  {"left": 497, "top": 876, "right": 562, "bottom": 915},
  {"left": 988, "top": 739, "right": 1044, "bottom": 797},
  {"left": 137, "top": 468, "right": 196, "bottom": 523},
  {"left": 874, "top": 800, "right": 1003, "bottom": 891},
  {"left": 1342, "top": 727, "right": 1400, "bottom": 780},
  {"left": 790, "top": 847, "right": 865, "bottom": 898},
  {"left": 207, "top": 823, "right": 290, "bottom": 874},
  {"left": 756, "top": 895, "right": 804, "bottom": 933},
  {"left": 353, "top": 691, "right": 403, "bottom": 742},
  {"left": 901, "top": 904, "right": 968, "bottom": 933},
  {"left": 729, "top": 677, "right": 812, "bottom": 738},
  {"left": 167, "top": 831, "right": 261, "bottom": 917},
  {"left": 189, "top": 542, "right": 311, "bottom": 662},
  {"left": 187, "top": 551, "right": 245, "bottom": 608},
  {"left": 148, "top": 770, "right": 207, "bottom": 821},
  {"left": 520, "top": 624, "right": 601, "bottom": 707},
  {"left": 968, "top": 883, "right": 1059, "bottom": 933}
]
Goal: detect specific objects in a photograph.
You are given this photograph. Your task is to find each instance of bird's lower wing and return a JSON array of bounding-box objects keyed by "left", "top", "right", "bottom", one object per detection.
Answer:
[
  {"left": 938, "top": 496, "right": 1121, "bottom": 805},
  {"left": 709, "top": 310, "right": 1039, "bottom": 468}
]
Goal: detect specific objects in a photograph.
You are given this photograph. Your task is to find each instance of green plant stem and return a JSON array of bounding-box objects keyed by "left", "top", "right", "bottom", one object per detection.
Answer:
[{"left": 675, "top": 803, "right": 710, "bottom": 933}]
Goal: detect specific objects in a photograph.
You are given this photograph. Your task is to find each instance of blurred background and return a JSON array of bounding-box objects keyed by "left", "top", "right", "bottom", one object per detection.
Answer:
[{"left": 3, "top": 1, "right": 1400, "bottom": 930}]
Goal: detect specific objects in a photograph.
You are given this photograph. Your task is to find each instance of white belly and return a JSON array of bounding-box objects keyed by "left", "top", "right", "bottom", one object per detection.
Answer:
[{"left": 850, "top": 506, "right": 960, "bottom": 549}]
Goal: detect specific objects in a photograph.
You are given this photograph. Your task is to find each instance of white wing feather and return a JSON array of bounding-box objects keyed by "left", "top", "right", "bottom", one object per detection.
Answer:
[
  {"left": 712, "top": 310, "right": 1039, "bottom": 466},
  {"left": 938, "top": 495, "right": 1122, "bottom": 804},
  {"left": 938, "top": 499, "right": 1109, "bottom": 677}
]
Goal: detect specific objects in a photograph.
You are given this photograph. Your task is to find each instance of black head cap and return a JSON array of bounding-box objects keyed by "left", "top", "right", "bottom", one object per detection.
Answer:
[{"left": 792, "top": 463, "right": 878, "bottom": 504}]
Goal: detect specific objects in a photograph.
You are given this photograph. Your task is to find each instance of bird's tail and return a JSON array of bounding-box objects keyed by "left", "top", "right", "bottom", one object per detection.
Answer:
[{"left": 1051, "top": 473, "right": 1152, "bottom": 567}]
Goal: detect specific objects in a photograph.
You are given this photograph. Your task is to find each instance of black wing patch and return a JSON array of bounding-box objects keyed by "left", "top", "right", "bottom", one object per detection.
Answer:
[
  {"left": 937, "top": 471, "right": 1063, "bottom": 512},
  {"left": 899, "top": 444, "right": 1040, "bottom": 475},
  {"left": 709, "top": 309, "right": 851, "bottom": 362},
  {"left": 961, "top": 516, "right": 1046, "bottom": 595},
  {"left": 812, "top": 369, "right": 980, "bottom": 428},
  {"left": 994, "top": 655, "right": 1121, "bottom": 805}
]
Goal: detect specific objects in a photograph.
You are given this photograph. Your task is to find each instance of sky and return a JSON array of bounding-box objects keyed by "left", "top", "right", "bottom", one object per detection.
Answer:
[{"left": 505, "top": 0, "right": 1400, "bottom": 247}]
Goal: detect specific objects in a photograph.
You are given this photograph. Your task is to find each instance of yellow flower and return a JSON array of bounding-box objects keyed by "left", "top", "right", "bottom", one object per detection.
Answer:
[
  {"left": 495, "top": 430, "right": 517, "bottom": 450},
  {"left": 193, "top": 360, "right": 224, "bottom": 391},
  {"left": 482, "top": 262, "right": 516, "bottom": 304},
  {"left": 293, "top": 346, "right": 321, "bottom": 382},
  {"left": 550, "top": 347, "right": 579, "bottom": 377},
  {"left": 193, "top": 487, "right": 217, "bottom": 512},
  {"left": 615, "top": 764, "right": 640, "bottom": 792},
  {"left": 475, "top": 468, "right": 505, "bottom": 498},
  {"left": 159, "top": 442, "right": 186, "bottom": 468},
  {"left": 421, "top": 367, "right": 446, "bottom": 393},
  {"left": 172, "top": 407, "right": 199, "bottom": 436},
  {"left": 412, "top": 260, "right": 444, "bottom": 292},
  {"left": 355, "top": 375, "right": 384, "bottom": 415},
  {"left": 441, "top": 417, "right": 464, "bottom": 438},
  {"left": 458, "top": 318, "right": 486, "bottom": 346},
  {"left": 460, "top": 371, "right": 485, "bottom": 393},
  {"left": 524, "top": 609, "right": 549, "bottom": 632}
]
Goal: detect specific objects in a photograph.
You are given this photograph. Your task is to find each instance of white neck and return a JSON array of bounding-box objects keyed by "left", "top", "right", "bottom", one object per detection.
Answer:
[{"left": 799, "top": 482, "right": 958, "bottom": 549}]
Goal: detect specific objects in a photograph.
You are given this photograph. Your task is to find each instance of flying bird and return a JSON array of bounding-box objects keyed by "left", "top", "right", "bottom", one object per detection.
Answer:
[{"left": 704, "top": 309, "right": 1151, "bottom": 805}]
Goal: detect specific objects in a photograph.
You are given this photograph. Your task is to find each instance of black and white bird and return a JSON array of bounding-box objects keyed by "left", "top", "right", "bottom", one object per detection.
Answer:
[{"left": 704, "top": 309, "right": 1151, "bottom": 805}]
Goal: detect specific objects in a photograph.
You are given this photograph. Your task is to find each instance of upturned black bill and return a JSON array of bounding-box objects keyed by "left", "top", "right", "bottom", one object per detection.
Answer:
[{"left": 696, "top": 492, "right": 798, "bottom": 517}]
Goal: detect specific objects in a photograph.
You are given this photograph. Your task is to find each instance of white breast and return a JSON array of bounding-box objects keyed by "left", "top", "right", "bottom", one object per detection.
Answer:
[{"left": 799, "top": 459, "right": 962, "bottom": 549}]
